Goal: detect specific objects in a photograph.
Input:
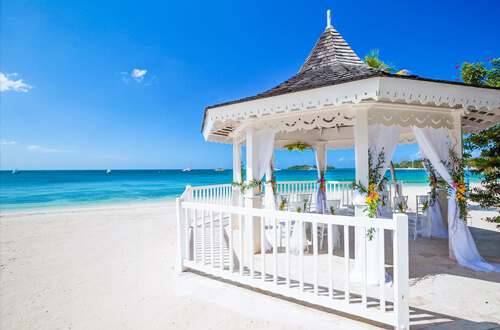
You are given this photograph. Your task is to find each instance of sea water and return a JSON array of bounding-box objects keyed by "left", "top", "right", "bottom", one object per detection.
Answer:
[{"left": 0, "top": 169, "right": 481, "bottom": 213}]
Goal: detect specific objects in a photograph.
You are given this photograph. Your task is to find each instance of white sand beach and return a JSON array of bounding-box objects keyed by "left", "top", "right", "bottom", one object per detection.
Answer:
[{"left": 1, "top": 185, "right": 500, "bottom": 329}]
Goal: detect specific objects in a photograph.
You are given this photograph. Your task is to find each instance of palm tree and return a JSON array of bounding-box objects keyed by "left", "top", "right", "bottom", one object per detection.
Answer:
[{"left": 364, "top": 49, "right": 396, "bottom": 72}]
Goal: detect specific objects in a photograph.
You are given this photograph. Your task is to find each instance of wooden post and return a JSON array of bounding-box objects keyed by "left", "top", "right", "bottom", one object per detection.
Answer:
[
  {"left": 245, "top": 123, "right": 262, "bottom": 254},
  {"left": 446, "top": 113, "right": 463, "bottom": 261}
]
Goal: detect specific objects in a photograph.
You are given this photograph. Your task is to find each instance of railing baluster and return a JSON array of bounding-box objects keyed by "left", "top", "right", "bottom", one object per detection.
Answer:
[
  {"left": 328, "top": 223, "right": 333, "bottom": 299},
  {"left": 219, "top": 212, "right": 224, "bottom": 270},
  {"left": 379, "top": 228, "right": 386, "bottom": 312},
  {"left": 361, "top": 227, "right": 367, "bottom": 308},
  {"left": 211, "top": 211, "right": 215, "bottom": 267},
  {"left": 286, "top": 219, "right": 290, "bottom": 288},
  {"left": 185, "top": 208, "right": 190, "bottom": 262},
  {"left": 250, "top": 216, "right": 255, "bottom": 278},
  {"left": 299, "top": 219, "right": 304, "bottom": 291},
  {"left": 239, "top": 214, "right": 244, "bottom": 275},
  {"left": 229, "top": 211, "right": 234, "bottom": 273},
  {"left": 193, "top": 210, "right": 198, "bottom": 263},
  {"left": 201, "top": 210, "right": 206, "bottom": 265},
  {"left": 273, "top": 217, "right": 278, "bottom": 285},
  {"left": 344, "top": 225, "right": 350, "bottom": 303},
  {"left": 314, "top": 222, "right": 318, "bottom": 296},
  {"left": 261, "top": 216, "right": 266, "bottom": 281}
]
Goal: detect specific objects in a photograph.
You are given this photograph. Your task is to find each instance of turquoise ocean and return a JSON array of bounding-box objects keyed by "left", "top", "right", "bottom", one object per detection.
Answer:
[{"left": 0, "top": 169, "right": 481, "bottom": 213}]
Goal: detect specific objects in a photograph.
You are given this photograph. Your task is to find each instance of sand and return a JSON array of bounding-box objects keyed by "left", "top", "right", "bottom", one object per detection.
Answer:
[{"left": 1, "top": 185, "right": 499, "bottom": 329}]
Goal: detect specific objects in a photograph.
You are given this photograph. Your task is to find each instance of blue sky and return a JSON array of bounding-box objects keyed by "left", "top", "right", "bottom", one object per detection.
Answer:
[{"left": 1, "top": 0, "right": 499, "bottom": 170}]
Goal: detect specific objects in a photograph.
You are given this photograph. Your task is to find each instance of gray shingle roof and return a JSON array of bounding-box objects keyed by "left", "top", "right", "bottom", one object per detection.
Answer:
[
  {"left": 204, "top": 25, "right": 500, "bottom": 113},
  {"left": 206, "top": 26, "right": 383, "bottom": 110}
]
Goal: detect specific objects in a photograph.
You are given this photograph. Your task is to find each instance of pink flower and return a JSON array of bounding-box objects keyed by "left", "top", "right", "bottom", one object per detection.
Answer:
[
  {"left": 455, "top": 65, "right": 459, "bottom": 69},
  {"left": 452, "top": 182, "right": 458, "bottom": 188},
  {"left": 486, "top": 56, "right": 492, "bottom": 61}
]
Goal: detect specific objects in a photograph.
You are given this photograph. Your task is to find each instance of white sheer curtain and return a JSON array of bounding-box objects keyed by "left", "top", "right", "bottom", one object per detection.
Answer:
[
  {"left": 412, "top": 126, "right": 500, "bottom": 272},
  {"left": 256, "top": 132, "right": 275, "bottom": 252},
  {"left": 315, "top": 146, "right": 327, "bottom": 214},
  {"left": 353, "top": 124, "right": 400, "bottom": 285},
  {"left": 417, "top": 144, "right": 448, "bottom": 238}
]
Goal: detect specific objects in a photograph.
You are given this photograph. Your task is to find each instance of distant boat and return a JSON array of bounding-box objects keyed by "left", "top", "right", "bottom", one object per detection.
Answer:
[
  {"left": 106, "top": 169, "right": 111, "bottom": 174},
  {"left": 183, "top": 160, "right": 194, "bottom": 172},
  {"left": 214, "top": 168, "right": 226, "bottom": 172},
  {"left": 12, "top": 169, "right": 20, "bottom": 174},
  {"left": 275, "top": 160, "right": 281, "bottom": 171}
]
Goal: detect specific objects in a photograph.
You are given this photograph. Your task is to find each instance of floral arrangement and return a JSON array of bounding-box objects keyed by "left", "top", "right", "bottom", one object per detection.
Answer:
[
  {"left": 422, "top": 158, "right": 443, "bottom": 206},
  {"left": 380, "top": 194, "right": 387, "bottom": 207},
  {"left": 397, "top": 202, "right": 405, "bottom": 213},
  {"left": 329, "top": 205, "right": 336, "bottom": 216},
  {"left": 317, "top": 170, "right": 326, "bottom": 192},
  {"left": 284, "top": 142, "right": 311, "bottom": 152},
  {"left": 442, "top": 148, "right": 468, "bottom": 224},
  {"left": 279, "top": 196, "right": 288, "bottom": 211},
  {"left": 349, "top": 148, "right": 386, "bottom": 240},
  {"left": 296, "top": 206, "right": 302, "bottom": 213},
  {"left": 422, "top": 200, "right": 429, "bottom": 212}
]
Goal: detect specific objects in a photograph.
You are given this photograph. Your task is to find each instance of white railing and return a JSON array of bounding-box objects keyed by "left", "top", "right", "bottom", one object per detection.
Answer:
[
  {"left": 275, "top": 181, "right": 353, "bottom": 209},
  {"left": 184, "top": 184, "right": 233, "bottom": 205},
  {"left": 176, "top": 186, "right": 410, "bottom": 329}
]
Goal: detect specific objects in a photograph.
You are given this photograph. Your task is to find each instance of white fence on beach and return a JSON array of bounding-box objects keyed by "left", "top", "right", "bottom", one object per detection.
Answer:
[{"left": 176, "top": 184, "right": 410, "bottom": 329}]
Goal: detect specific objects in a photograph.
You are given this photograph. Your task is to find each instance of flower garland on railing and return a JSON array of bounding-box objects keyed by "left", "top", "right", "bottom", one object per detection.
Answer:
[
  {"left": 349, "top": 148, "right": 386, "bottom": 240},
  {"left": 441, "top": 149, "right": 468, "bottom": 224},
  {"left": 231, "top": 179, "right": 263, "bottom": 194},
  {"left": 283, "top": 142, "right": 312, "bottom": 152}
]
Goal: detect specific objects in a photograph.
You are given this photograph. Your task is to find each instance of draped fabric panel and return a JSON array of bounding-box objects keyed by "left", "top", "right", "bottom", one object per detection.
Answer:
[
  {"left": 256, "top": 132, "right": 276, "bottom": 252},
  {"left": 315, "top": 146, "right": 327, "bottom": 214},
  {"left": 368, "top": 124, "right": 401, "bottom": 184},
  {"left": 412, "top": 126, "right": 500, "bottom": 272},
  {"left": 353, "top": 124, "right": 400, "bottom": 285},
  {"left": 417, "top": 143, "right": 448, "bottom": 238}
]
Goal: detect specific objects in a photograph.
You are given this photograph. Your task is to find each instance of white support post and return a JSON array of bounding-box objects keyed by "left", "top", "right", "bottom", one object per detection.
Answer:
[
  {"left": 446, "top": 113, "right": 463, "bottom": 261},
  {"left": 232, "top": 142, "right": 242, "bottom": 229},
  {"left": 354, "top": 107, "right": 369, "bottom": 216},
  {"left": 394, "top": 214, "right": 410, "bottom": 330},
  {"left": 245, "top": 123, "right": 262, "bottom": 254}
]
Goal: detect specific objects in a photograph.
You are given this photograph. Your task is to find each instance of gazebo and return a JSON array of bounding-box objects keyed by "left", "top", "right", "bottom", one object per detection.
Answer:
[{"left": 179, "top": 11, "right": 500, "bottom": 329}]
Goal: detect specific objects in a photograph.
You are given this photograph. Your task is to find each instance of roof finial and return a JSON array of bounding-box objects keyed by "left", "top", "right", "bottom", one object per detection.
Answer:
[{"left": 327, "top": 10, "right": 332, "bottom": 28}]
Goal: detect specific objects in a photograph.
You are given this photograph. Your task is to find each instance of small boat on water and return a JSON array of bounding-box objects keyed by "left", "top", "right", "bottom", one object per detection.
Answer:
[
  {"left": 12, "top": 169, "right": 20, "bottom": 174},
  {"left": 274, "top": 160, "right": 281, "bottom": 171},
  {"left": 106, "top": 169, "right": 111, "bottom": 174},
  {"left": 183, "top": 160, "right": 194, "bottom": 172},
  {"left": 214, "top": 168, "right": 226, "bottom": 172}
]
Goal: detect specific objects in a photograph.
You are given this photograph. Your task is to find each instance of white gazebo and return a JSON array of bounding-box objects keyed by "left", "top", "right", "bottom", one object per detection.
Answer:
[{"left": 179, "top": 11, "right": 500, "bottom": 329}]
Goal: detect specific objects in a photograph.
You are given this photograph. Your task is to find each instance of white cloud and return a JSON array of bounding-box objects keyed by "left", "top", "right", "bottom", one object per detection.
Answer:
[
  {"left": 121, "top": 69, "right": 148, "bottom": 83},
  {"left": 1, "top": 73, "right": 32, "bottom": 92},
  {"left": 0, "top": 141, "right": 16, "bottom": 145},
  {"left": 131, "top": 69, "right": 147, "bottom": 81},
  {"left": 410, "top": 151, "right": 421, "bottom": 159},
  {"left": 27, "top": 145, "right": 74, "bottom": 153}
]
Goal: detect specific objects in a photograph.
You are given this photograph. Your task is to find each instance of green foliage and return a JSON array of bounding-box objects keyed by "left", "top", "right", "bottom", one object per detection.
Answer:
[
  {"left": 460, "top": 58, "right": 500, "bottom": 87},
  {"left": 464, "top": 124, "right": 500, "bottom": 227},
  {"left": 364, "top": 50, "right": 396, "bottom": 72},
  {"left": 392, "top": 160, "right": 424, "bottom": 168},
  {"left": 441, "top": 149, "right": 468, "bottom": 224},
  {"left": 284, "top": 142, "right": 311, "bottom": 152}
]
